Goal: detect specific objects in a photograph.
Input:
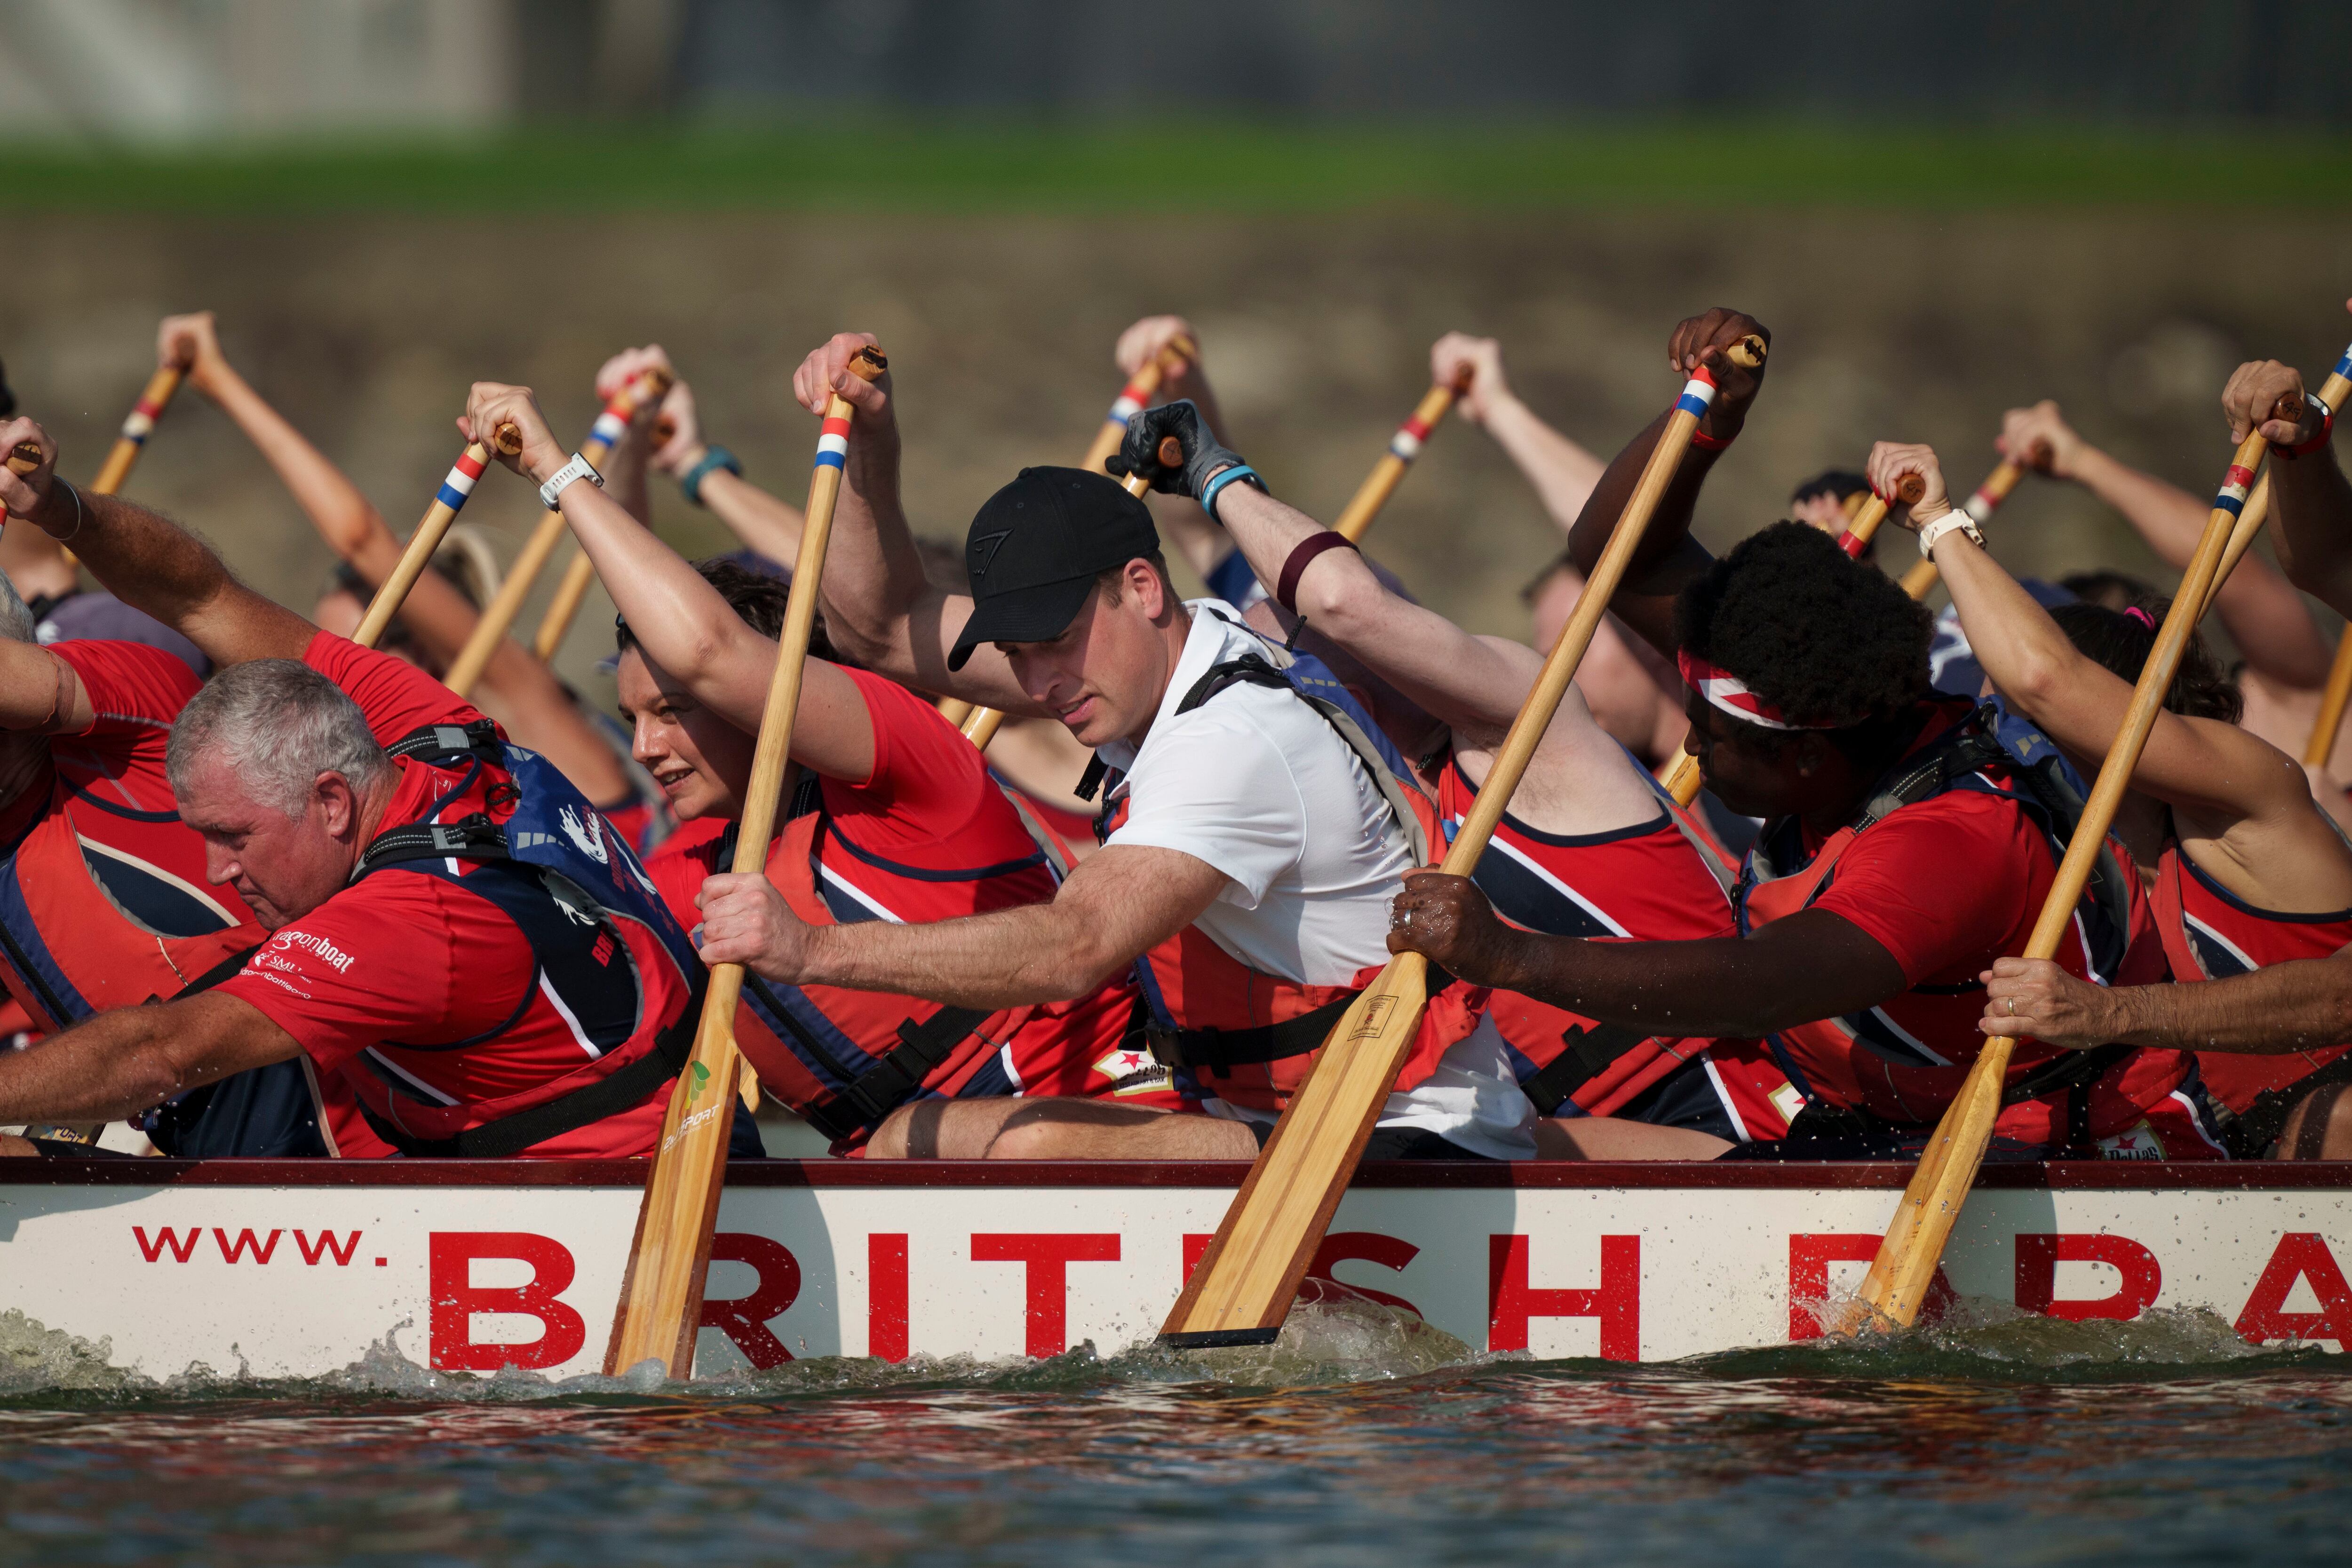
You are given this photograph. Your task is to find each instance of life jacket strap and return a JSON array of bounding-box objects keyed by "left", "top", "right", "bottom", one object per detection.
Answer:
[
  {"left": 1141, "top": 993, "right": 1357, "bottom": 1072},
  {"left": 354, "top": 961, "right": 707, "bottom": 1159},
  {"left": 796, "top": 1002, "right": 993, "bottom": 1144},
  {"left": 1519, "top": 1021, "right": 1652, "bottom": 1115}
]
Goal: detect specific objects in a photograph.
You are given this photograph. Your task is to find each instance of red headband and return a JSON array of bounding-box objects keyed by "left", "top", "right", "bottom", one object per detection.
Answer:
[{"left": 1677, "top": 650, "right": 1843, "bottom": 732}]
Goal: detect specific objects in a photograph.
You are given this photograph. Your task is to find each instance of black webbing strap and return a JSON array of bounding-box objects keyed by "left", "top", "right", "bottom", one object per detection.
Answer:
[
  {"left": 385, "top": 719, "right": 503, "bottom": 764},
  {"left": 1999, "top": 1041, "right": 2133, "bottom": 1109},
  {"left": 356, "top": 963, "right": 707, "bottom": 1158},
  {"left": 1519, "top": 1021, "right": 1652, "bottom": 1115},
  {"left": 795, "top": 1002, "right": 993, "bottom": 1143},
  {"left": 351, "top": 812, "right": 509, "bottom": 878},
  {"left": 1142, "top": 993, "right": 1357, "bottom": 1073},
  {"left": 159, "top": 943, "right": 262, "bottom": 1003}
]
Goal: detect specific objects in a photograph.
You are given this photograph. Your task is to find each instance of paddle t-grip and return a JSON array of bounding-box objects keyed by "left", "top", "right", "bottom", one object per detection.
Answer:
[
  {"left": 492, "top": 422, "right": 523, "bottom": 457},
  {"left": 7, "top": 440, "right": 42, "bottom": 476},
  {"left": 1891, "top": 472, "right": 1927, "bottom": 504}
]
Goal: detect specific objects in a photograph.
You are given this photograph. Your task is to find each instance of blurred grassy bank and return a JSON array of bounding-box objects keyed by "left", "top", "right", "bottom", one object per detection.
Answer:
[{"left": 12, "top": 120, "right": 2352, "bottom": 213}]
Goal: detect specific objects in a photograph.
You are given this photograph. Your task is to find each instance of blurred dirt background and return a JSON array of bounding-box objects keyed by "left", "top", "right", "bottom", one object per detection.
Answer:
[{"left": 9, "top": 208, "right": 2352, "bottom": 706}]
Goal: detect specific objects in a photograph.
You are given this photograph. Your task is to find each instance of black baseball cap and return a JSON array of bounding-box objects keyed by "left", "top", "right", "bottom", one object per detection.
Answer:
[{"left": 948, "top": 466, "right": 1160, "bottom": 670}]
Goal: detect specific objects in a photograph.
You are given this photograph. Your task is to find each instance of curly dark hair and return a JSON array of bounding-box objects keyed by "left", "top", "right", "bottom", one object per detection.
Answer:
[
  {"left": 2049, "top": 598, "right": 2241, "bottom": 724},
  {"left": 615, "top": 556, "right": 840, "bottom": 666},
  {"left": 1674, "top": 520, "right": 1933, "bottom": 732}
]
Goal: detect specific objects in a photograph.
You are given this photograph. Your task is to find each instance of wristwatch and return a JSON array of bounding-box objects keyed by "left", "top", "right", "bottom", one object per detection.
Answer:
[
  {"left": 1916, "top": 509, "right": 1986, "bottom": 559},
  {"left": 539, "top": 451, "right": 604, "bottom": 510}
]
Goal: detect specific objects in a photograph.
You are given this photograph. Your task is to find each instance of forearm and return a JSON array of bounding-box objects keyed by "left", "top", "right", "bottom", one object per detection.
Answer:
[
  {"left": 1562, "top": 410, "right": 1722, "bottom": 655},
  {"left": 796, "top": 902, "right": 1123, "bottom": 1010},
  {"left": 1481, "top": 392, "right": 1606, "bottom": 533},
  {"left": 2101, "top": 959, "right": 2352, "bottom": 1053},
  {"left": 698, "top": 468, "right": 804, "bottom": 567},
  {"left": 2271, "top": 444, "right": 2352, "bottom": 621},
  {"left": 1930, "top": 526, "right": 2111, "bottom": 736},
  {"left": 0, "top": 1009, "right": 191, "bottom": 1123},
  {"left": 25, "top": 486, "right": 309, "bottom": 664},
  {"left": 198, "top": 360, "right": 399, "bottom": 576},
  {"left": 602, "top": 430, "right": 654, "bottom": 529},
  {"left": 1480, "top": 926, "right": 1885, "bottom": 1039}
]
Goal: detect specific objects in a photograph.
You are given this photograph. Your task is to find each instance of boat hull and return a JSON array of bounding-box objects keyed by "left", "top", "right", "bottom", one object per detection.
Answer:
[{"left": 4, "top": 1158, "right": 2348, "bottom": 1377}]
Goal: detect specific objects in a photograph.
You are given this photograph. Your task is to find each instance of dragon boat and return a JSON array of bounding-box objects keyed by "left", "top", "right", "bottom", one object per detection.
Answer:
[{"left": 4, "top": 1157, "right": 2348, "bottom": 1377}]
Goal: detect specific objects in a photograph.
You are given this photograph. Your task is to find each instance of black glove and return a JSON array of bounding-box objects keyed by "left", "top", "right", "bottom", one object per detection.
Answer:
[{"left": 1106, "top": 400, "right": 1245, "bottom": 500}]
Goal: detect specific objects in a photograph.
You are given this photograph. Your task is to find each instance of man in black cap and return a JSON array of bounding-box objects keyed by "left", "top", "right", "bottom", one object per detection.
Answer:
[{"left": 693, "top": 332, "right": 1539, "bottom": 1161}]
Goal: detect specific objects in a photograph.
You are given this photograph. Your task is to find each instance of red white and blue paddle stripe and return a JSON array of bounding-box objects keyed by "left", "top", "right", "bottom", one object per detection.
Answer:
[
  {"left": 119, "top": 395, "right": 166, "bottom": 447},
  {"left": 815, "top": 412, "right": 851, "bottom": 471},
  {"left": 2214, "top": 462, "right": 2257, "bottom": 518},
  {"left": 1388, "top": 411, "right": 1436, "bottom": 463},
  {"left": 434, "top": 447, "right": 489, "bottom": 513},
  {"left": 1674, "top": 365, "right": 1720, "bottom": 422},
  {"left": 2334, "top": 341, "right": 2352, "bottom": 384},
  {"left": 1103, "top": 372, "right": 1153, "bottom": 436},
  {"left": 588, "top": 403, "right": 631, "bottom": 455}
]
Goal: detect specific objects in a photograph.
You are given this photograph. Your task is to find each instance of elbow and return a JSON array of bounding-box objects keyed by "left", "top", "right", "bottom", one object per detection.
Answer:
[
  {"left": 2000, "top": 645, "right": 2071, "bottom": 717},
  {"left": 1294, "top": 560, "right": 1386, "bottom": 643},
  {"left": 1037, "top": 927, "right": 1129, "bottom": 1003},
  {"left": 818, "top": 604, "right": 898, "bottom": 670}
]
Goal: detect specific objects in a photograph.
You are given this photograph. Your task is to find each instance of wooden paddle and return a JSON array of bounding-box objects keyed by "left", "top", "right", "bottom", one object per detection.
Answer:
[
  {"left": 604, "top": 342, "right": 887, "bottom": 1379},
  {"left": 89, "top": 366, "right": 183, "bottom": 497},
  {"left": 1079, "top": 335, "right": 1197, "bottom": 477},
  {"left": 443, "top": 366, "right": 674, "bottom": 695},
  {"left": 952, "top": 439, "right": 1181, "bottom": 756},
  {"left": 353, "top": 424, "right": 523, "bottom": 650},
  {"left": 1333, "top": 371, "right": 1473, "bottom": 544},
  {"left": 1898, "top": 455, "right": 2033, "bottom": 600},
  {"left": 1856, "top": 414, "right": 2292, "bottom": 1329},
  {"left": 936, "top": 697, "right": 976, "bottom": 727},
  {"left": 1661, "top": 473, "right": 1924, "bottom": 807},
  {"left": 530, "top": 368, "right": 680, "bottom": 662},
  {"left": 1161, "top": 335, "right": 1767, "bottom": 1348}
]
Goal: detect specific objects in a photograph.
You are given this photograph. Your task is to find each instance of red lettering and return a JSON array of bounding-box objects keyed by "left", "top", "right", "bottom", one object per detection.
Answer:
[
  {"left": 971, "top": 1233, "right": 1121, "bottom": 1358},
  {"left": 2015, "top": 1233, "right": 2161, "bottom": 1321},
  {"left": 1487, "top": 1234, "right": 1639, "bottom": 1360},
  {"left": 1181, "top": 1231, "right": 1421, "bottom": 1315},
  {"left": 132, "top": 1225, "right": 200, "bottom": 1264},
  {"left": 1788, "top": 1234, "right": 1955, "bottom": 1339},
  {"left": 869, "top": 1234, "right": 909, "bottom": 1362},
  {"left": 2235, "top": 1232, "right": 2352, "bottom": 1348},
  {"left": 293, "top": 1229, "right": 363, "bottom": 1267},
  {"left": 213, "top": 1227, "right": 281, "bottom": 1265},
  {"left": 428, "top": 1233, "right": 587, "bottom": 1372},
  {"left": 697, "top": 1234, "right": 801, "bottom": 1370}
]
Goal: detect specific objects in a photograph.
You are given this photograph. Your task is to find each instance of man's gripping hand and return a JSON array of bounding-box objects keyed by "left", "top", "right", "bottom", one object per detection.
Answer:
[
  {"left": 696, "top": 871, "right": 818, "bottom": 984},
  {"left": 1386, "top": 870, "right": 1526, "bottom": 987},
  {"left": 461, "top": 382, "right": 566, "bottom": 486},
  {"left": 2224, "top": 358, "right": 2324, "bottom": 449},
  {"left": 791, "top": 332, "right": 892, "bottom": 422},
  {"left": 1430, "top": 333, "right": 1510, "bottom": 424},
  {"left": 1666, "top": 307, "right": 1771, "bottom": 440},
  {"left": 1107, "top": 400, "right": 1244, "bottom": 500},
  {"left": 1980, "top": 956, "right": 2117, "bottom": 1050},
  {"left": 0, "top": 416, "right": 58, "bottom": 524},
  {"left": 158, "top": 311, "right": 229, "bottom": 391},
  {"left": 1998, "top": 400, "right": 2084, "bottom": 478}
]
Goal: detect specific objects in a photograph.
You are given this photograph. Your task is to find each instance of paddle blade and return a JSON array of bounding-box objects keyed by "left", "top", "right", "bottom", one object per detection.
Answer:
[
  {"left": 1858, "top": 1037, "right": 2012, "bottom": 1327},
  {"left": 1159, "top": 953, "right": 1430, "bottom": 1347}
]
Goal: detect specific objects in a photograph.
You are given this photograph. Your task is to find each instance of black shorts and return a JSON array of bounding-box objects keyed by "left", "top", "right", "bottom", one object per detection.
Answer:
[{"left": 1247, "top": 1121, "right": 1497, "bottom": 1161}]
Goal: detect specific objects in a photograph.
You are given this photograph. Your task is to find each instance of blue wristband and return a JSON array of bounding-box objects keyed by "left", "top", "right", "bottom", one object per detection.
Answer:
[
  {"left": 679, "top": 444, "right": 742, "bottom": 507},
  {"left": 1199, "top": 463, "right": 1265, "bottom": 525}
]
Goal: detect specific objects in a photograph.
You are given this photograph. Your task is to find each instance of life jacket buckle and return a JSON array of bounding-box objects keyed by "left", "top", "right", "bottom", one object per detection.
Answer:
[{"left": 1142, "top": 1020, "right": 1188, "bottom": 1069}]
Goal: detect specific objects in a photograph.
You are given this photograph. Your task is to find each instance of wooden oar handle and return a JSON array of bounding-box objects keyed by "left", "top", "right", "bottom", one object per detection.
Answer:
[
  {"left": 353, "top": 421, "right": 522, "bottom": 652},
  {"left": 1334, "top": 375, "right": 1471, "bottom": 543},
  {"left": 1836, "top": 472, "right": 1927, "bottom": 557},
  {"left": 7, "top": 441, "right": 42, "bottom": 476}
]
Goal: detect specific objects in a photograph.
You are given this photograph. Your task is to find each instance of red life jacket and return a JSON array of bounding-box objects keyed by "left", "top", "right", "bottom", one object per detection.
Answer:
[
  {"left": 2152, "top": 836, "right": 2352, "bottom": 1126},
  {"left": 1431, "top": 748, "right": 1757, "bottom": 1122},
  {"left": 336, "top": 722, "right": 707, "bottom": 1157},
  {"left": 1735, "top": 701, "right": 2188, "bottom": 1150},
  {"left": 1091, "top": 651, "right": 1487, "bottom": 1115},
  {"left": 0, "top": 771, "right": 261, "bottom": 1034},
  {"left": 714, "top": 771, "right": 1096, "bottom": 1146}
]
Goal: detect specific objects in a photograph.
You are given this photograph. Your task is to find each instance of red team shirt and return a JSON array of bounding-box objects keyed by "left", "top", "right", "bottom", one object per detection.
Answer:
[
  {"left": 216, "top": 633, "right": 666, "bottom": 1158},
  {"left": 645, "top": 667, "right": 1146, "bottom": 1127}
]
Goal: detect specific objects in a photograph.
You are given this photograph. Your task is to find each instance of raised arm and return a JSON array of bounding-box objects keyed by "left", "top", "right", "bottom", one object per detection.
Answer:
[
  {"left": 617, "top": 357, "right": 807, "bottom": 567},
  {"left": 1433, "top": 333, "right": 1605, "bottom": 533},
  {"left": 462, "top": 381, "right": 878, "bottom": 782},
  {"left": 2225, "top": 346, "right": 2352, "bottom": 621},
  {"left": 1998, "top": 398, "right": 2331, "bottom": 689},
  {"left": 789, "top": 333, "right": 1039, "bottom": 714},
  {"left": 1873, "top": 439, "right": 2312, "bottom": 831},
  {"left": 0, "top": 418, "right": 312, "bottom": 667},
  {"left": 1564, "top": 308, "right": 1771, "bottom": 661},
  {"left": 1114, "top": 316, "right": 1234, "bottom": 583}
]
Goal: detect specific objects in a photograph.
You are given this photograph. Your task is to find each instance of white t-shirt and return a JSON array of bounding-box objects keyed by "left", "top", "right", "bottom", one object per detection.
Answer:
[{"left": 1098, "top": 603, "right": 1537, "bottom": 1159}]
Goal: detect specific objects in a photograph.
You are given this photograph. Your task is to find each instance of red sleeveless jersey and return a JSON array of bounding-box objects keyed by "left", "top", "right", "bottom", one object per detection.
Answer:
[
  {"left": 2153, "top": 838, "right": 2352, "bottom": 1116},
  {"left": 644, "top": 668, "right": 1152, "bottom": 1148},
  {"left": 1430, "top": 751, "right": 1792, "bottom": 1137}
]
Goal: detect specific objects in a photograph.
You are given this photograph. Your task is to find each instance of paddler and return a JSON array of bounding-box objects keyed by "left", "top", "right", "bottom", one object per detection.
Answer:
[
  {"left": 691, "top": 333, "right": 1539, "bottom": 1161},
  {"left": 1384, "top": 307, "right": 2221, "bottom": 1162},
  {"left": 453, "top": 382, "right": 1176, "bottom": 1154},
  {"left": 0, "top": 418, "right": 746, "bottom": 1160},
  {"left": 1981, "top": 350, "right": 2352, "bottom": 1160}
]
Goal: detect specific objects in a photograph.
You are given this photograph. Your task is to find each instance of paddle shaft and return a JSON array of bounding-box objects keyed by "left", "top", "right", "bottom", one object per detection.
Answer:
[
  {"left": 955, "top": 443, "right": 1178, "bottom": 755},
  {"left": 1333, "top": 374, "right": 1470, "bottom": 543},
  {"left": 442, "top": 368, "right": 674, "bottom": 694},
  {"left": 1161, "top": 337, "right": 1766, "bottom": 1347},
  {"left": 1662, "top": 473, "right": 1924, "bottom": 807},
  {"left": 1079, "top": 336, "right": 1196, "bottom": 478},
  {"left": 89, "top": 365, "right": 183, "bottom": 496},
  {"left": 605, "top": 346, "right": 885, "bottom": 1378},
  {"left": 1858, "top": 428, "right": 2278, "bottom": 1327},
  {"left": 353, "top": 424, "right": 523, "bottom": 651}
]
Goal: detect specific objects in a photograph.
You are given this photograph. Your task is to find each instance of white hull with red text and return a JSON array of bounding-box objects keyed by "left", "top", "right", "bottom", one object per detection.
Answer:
[{"left": 2, "top": 1159, "right": 2347, "bottom": 1377}]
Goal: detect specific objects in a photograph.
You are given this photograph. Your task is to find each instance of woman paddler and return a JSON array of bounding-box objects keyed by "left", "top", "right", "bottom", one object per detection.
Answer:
[
  {"left": 456, "top": 383, "right": 1172, "bottom": 1156},
  {"left": 1387, "top": 307, "right": 2222, "bottom": 1162}
]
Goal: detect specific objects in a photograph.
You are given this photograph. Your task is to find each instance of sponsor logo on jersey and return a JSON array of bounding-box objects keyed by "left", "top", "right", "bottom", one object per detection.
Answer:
[
  {"left": 2097, "top": 1122, "right": 2164, "bottom": 1160},
  {"left": 270, "top": 929, "right": 354, "bottom": 974}
]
